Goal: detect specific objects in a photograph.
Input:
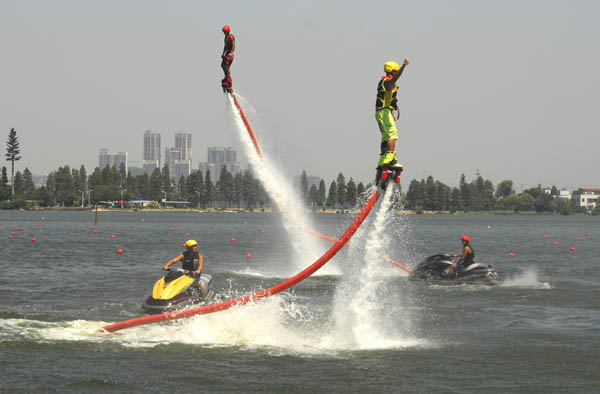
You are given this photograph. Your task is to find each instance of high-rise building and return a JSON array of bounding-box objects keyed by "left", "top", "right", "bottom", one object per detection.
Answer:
[
  {"left": 201, "top": 146, "right": 240, "bottom": 182},
  {"left": 99, "top": 149, "right": 128, "bottom": 173},
  {"left": 143, "top": 130, "right": 161, "bottom": 175},
  {"left": 164, "top": 133, "right": 192, "bottom": 185},
  {"left": 175, "top": 133, "right": 192, "bottom": 161}
]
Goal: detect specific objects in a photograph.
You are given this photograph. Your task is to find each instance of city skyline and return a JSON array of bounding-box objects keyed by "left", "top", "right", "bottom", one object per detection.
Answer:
[{"left": 94, "top": 130, "right": 244, "bottom": 184}]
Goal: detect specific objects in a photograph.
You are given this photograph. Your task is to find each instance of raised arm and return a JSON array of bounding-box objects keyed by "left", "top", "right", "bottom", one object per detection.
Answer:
[{"left": 384, "top": 58, "right": 409, "bottom": 89}]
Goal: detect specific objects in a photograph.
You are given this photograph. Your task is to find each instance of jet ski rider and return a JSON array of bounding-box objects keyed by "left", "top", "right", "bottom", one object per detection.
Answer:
[
  {"left": 162, "top": 239, "right": 205, "bottom": 297},
  {"left": 447, "top": 235, "right": 475, "bottom": 278}
]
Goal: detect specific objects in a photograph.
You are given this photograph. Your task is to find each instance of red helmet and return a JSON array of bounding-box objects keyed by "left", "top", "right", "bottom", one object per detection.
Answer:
[
  {"left": 461, "top": 235, "right": 471, "bottom": 243},
  {"left": 222, "top": 25, "right": 230, "bottom": 33}
]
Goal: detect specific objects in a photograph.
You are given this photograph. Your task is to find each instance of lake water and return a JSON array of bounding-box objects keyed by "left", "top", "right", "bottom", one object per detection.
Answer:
[{"left": 1, "top": 209, "right": 599, "bottom": 393}]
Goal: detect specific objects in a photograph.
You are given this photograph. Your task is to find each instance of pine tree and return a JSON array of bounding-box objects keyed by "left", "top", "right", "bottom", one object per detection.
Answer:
[{"left": 5, "top": 128, "right": 22, "bottom": 197}]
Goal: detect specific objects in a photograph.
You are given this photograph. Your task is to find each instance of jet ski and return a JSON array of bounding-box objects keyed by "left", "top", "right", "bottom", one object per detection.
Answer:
[
  {"left": 141, "top": 268, "right": 217, "bottom": 314},
  {"left": 409, "top": 254, "right": 498, "bottom": 283}
]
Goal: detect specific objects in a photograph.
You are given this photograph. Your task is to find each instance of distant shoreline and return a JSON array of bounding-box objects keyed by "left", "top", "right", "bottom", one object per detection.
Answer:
[{"left": 18, "top": 207, "right": 588, "bottom": 216}]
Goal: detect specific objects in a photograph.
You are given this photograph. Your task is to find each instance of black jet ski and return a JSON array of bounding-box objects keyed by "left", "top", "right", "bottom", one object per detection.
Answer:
[
  {"left": 409, "top": 254, "right": 498, "bottom": 283},
  {"left": 141, "top": 269, "right": 217, "bottom": 314}
]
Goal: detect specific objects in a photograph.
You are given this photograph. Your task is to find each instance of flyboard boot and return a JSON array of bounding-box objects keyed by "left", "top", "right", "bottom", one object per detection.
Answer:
[
  {"left": 221, "top": 76, "right": 233, "bottom": 93},
  {"left": 375, "top": 152, "right": 403, "bottom": 189}
]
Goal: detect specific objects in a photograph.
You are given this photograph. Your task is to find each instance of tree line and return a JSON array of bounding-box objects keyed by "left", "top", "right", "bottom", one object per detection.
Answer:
[
  {"left": 2, "top": 127, "right": 596, "bottom": 214},
  {"left": 404, "top": 174, "right": 589, "bottom": 215}
]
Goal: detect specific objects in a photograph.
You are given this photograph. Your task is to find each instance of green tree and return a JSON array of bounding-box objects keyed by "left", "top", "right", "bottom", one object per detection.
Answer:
[
  {"left": 519, "top": 192, "right": 535, "bottom": 212},
  {"left": 54, "top": 166, "right": 76, "bottom": 206},
  {"left": 449, "top": 187, "right": 462, "bottom": 212},
  {"left": 5, "top": 128, "right": 22, "bottom": 197},
  {"left": 87, "top": 167, "right": 102, "bottom": 190},
  {"left": 336, "top": 173, "right": 346, "bottom": 209},
  {"left": 495, "top": 180, "right": 513, "bottom": 199},
  {"left": 13, "top": 171, "right": 24, "bottom": 196},
  {"left": 423, "top": 176, "right": 437, "bottom": 210},
  {"left": 309, "top": 184, "right": 319, "bottom": 211},
  {"left": 1, "top": 166, "right": 8, "bottom": 187},
  {"left": 346, "top": 178, "right": 357, "bottom": 208},
  {"left": 186, "top": 170, "right": 204, "bottom": 207},
  {"left": 242, "top": 170, "right": 256, "bottom": 209},
  {"left": 326, "top": 180, "right": 337, "bottom": 209},
  {"left": 300, "top": 170, "right": 309, "bottom": 205},
  {"left": 203, "top": 169, "right": 214, "bottom": 208},
  {"left": 138, "top": 173, "right": 150, "bottom": 200},
  {"left": 161, "top": 164, "right": 172, "bottom": 199},
  {"left": 459, "top": 174, "right": 470, "bottom": 211},
  {"left": 318, "top": 179, "right": 327, "bottom": 210},
  {"left": 405, "top": 179, "right": 423, "bottom": 210},
  {"left": 535, "top": 192, "right": 554, "bottom": 212},
  {"left": 22, "top": 167, "right": 35, "bottom": 198},
  {"left": 94, "top": 184, "right": 120, "bottom": 202},
  {"left": 234, "top": 172, "right": 243, "bottom": 208},
  {"left": 500, "top": 193, "right": 520, "bottom": 213},
  {"left": 149, "top": 168, "right": 163, "bottom": 202},
  {"left": 45, "top": 173, "right": 56, "bottom": 205}
]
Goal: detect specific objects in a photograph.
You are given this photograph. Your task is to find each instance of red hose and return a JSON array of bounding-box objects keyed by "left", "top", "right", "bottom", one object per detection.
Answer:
[
  {"left": 99, "top": 189, "right": 380, "bottom": 333},
  {"left": 232, "top": 94, "right": 262, "bottom": 158}
]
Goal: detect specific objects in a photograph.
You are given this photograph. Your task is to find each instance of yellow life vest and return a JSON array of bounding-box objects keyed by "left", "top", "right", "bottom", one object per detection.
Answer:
[{"left": 375, "top": 76, "right": 398, "bottom": 111}]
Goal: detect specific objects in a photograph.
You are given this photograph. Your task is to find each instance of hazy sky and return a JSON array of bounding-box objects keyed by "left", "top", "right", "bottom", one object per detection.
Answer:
[{"left": 1, "top": 0, "right": 598, "bottom": 191}]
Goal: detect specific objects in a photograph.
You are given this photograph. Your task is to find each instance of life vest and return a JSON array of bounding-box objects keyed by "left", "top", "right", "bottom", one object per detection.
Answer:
[
  {"left": 375, "top": 75, "right": 398, "bottom": 111},
  {"left": 224, "top": 34, "right": 235, "bottom": 52},
  {"left": 463, "top": 244, "right": 475, "bottom": 266},
  {"left": 182, "top": 250, "right": 200, "bottom": 271}
]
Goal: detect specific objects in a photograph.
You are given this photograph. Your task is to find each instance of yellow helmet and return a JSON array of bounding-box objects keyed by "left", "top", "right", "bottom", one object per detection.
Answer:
[
  {"left": 185, "top": 239, "right": 198, "bottom": 248},
  {"left": 384, "top": 61, "right": 400, "bottom": 73}
]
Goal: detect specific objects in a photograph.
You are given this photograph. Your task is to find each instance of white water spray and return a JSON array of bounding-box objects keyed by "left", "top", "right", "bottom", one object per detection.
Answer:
[
  {"left": 325, "top": 186, "right": 418, "bottom": 349},
  {"left": 226, "top": 93, "right": 333, "bottom": 275}
]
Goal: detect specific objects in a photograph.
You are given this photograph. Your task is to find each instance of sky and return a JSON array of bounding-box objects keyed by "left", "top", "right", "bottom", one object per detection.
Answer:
[{"left": 1, "top": 0, "right": 598, "bottom": 191}]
